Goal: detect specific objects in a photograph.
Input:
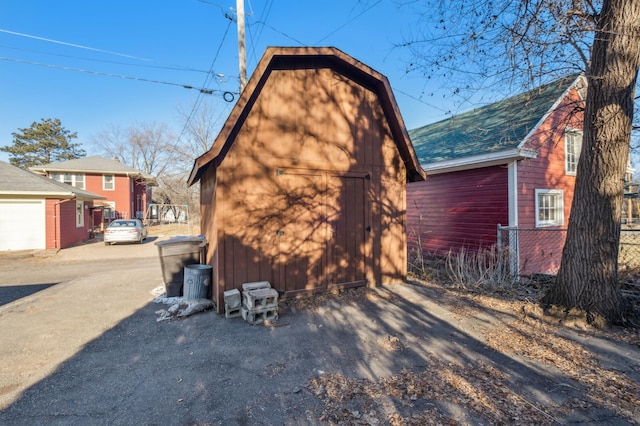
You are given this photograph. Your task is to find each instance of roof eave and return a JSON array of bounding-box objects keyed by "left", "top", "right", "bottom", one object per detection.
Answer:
[
  {"left": 0, "top": 190, "right": 74, "bottom": 198},
  {"left": 423, "top": 148, "right": 538, "bottom": 175}
]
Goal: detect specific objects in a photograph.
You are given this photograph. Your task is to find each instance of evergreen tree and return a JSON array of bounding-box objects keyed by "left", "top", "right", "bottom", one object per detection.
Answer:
[{"left": 1, "top": 118, "right": 86, "bottom": 169}]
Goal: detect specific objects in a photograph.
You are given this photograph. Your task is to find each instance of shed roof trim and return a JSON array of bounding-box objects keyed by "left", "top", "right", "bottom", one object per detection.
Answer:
[{"left": 188, "top": 46, "right": 425, "bottom": 185}]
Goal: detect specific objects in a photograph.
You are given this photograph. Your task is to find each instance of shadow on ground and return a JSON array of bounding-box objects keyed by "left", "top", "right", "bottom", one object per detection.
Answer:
[
  {"left": 0, "top": 280, "right": 638, "bottom": 425},
  {"left": 0, "top": 283, "right": 61, "bottom": 307}
]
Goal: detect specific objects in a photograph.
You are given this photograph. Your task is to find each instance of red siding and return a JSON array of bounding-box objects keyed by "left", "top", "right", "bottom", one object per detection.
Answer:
[
  {"left": 83, "top": 173, "right": 149, "bottom": 219},
  {"left": 45, "top": 199, "right": 59, "bottom": 250},
  {"left": 513, "top": 88, "right": 583, "bottom": 275},
  {"left": 407, "top": 166, "right": 509, "bottom": 256},
  {"left": 45, "top": 198, "right": 94, "bottom": 249}
]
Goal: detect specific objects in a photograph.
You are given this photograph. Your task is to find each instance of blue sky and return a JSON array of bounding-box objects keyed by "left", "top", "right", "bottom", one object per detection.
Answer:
[{"left": 0, "top": 0, "right": 455, "bottom": 163}]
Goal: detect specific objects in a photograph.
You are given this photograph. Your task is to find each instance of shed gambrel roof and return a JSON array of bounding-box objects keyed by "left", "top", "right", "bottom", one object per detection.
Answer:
[
  {"left": 30, "top": 155, "right": 157, "bottom": 185},
  {"left": 188, "top": 46, "right": 426, "bottom": 185},
  {"left": 0, "top": 161, "right": 105, "bottom": 200},
  {"left": 409, "top": 74, "right": 584, "bottom": 173}
]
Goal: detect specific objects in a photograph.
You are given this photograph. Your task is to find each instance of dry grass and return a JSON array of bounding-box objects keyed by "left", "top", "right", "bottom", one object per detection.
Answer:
[
  {"left": 146, "top": 223, "right": 200, "bottom": 237},
  {"left": 298, "top": 276, "right": 640, "bottom": 425}
]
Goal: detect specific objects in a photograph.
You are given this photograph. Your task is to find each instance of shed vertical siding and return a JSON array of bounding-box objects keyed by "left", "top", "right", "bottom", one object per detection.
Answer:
[
  {"left": 204, "top": 64, "right": 410, "bottom": 311},
  {"left": 407, "top": 166, "right": 509, "bottom": 256}
]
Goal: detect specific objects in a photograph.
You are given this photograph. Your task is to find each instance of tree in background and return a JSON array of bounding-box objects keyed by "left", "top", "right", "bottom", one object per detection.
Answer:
[
  {"left": 403, "top": 0, "right": 640, "bottom": 324},
  {"left": 91, "top": 121, "right": 174, "bottom": 177},
  {"left": 91, "top": 104, "right": 222, "bottom": 224},
  {"left": 1, "top": 118, "right": 86, "bottom": 169}
]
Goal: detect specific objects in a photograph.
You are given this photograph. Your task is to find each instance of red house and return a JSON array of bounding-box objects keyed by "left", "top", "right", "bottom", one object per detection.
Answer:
[
  {"left": 0, "top": 161, "right": 105, "bottom": 250},
  {"left": 407, "top": 75, "right": 586, "bottom": 276},
  {"left": 30, "top": 156, "right": 156, "bottom": 231}
]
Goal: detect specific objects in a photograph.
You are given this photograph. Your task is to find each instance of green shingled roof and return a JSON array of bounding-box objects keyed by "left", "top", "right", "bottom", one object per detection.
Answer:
[{"left": 409, "top": 75, "right": 580, "bottom": 165}]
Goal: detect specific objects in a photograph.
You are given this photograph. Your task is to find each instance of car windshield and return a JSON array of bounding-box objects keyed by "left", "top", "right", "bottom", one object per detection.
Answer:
[{"left": 111, "top": 221, "right": 137, "bottom": 228}]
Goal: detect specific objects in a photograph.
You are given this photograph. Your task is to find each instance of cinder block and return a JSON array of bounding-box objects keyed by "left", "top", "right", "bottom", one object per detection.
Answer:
[
  {"left": 241, "top": 306, "right": 279, "bottom": 325},
  {"left": 242, "top": 281, "right": 271, "bottom": 292},
  {"left": 225, "top": 305, "right": 242, "bottom": 319},
  {"left": 223, "top": 289, "right": 241, "bottom": 309},
  {"left": 243, "top": 287, "right": 278, "bottom": 310}
]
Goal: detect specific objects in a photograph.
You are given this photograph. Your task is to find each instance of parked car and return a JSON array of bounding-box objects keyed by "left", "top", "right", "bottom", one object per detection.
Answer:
[{"left": 104, "top": 219, "right": 147, "bottom": 245}]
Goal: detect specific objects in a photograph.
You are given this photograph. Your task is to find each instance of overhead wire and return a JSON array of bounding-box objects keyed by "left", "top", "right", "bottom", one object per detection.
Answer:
[
  {"left": 173, "top": 17, "right": 235, "bottom": 149},
  {"left": 0, "top": 44, "right": 211, "bottom": 74},
  {"left": 0, "top": 56, "right": 227, "bottom": 95},
  {"left": 246, "top": 0, "right": 274, "bottom": 67},
  {"left": 2, "top": 28, "right": 157, "bottom": 64},
  {"left": 0, "top": 27, "right": 233, "bottom": 94},
  {"left": 315, "top": 0, "right": 383, "bottom": 44}
]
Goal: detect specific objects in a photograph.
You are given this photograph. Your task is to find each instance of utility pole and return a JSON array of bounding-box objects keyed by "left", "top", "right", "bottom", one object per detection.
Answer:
[{"left": 236, "top": 0, "right": 247, "bottom": 92}]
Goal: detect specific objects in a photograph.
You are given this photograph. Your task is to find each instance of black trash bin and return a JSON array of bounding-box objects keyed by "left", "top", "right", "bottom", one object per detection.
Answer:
[{"left": 155, "top": 236, "right": 207, "bottom": 297}]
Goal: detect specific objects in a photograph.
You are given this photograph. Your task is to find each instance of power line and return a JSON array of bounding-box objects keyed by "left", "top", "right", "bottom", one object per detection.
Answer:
[
  {"left": 0, "top": 27, "right": 214, "bottom": 75},
  {"left": 0, "top": 28, "right": 155, "bottom": 62},
  {"left": 393, "top": 87, "right": 452, "bottom": 114},
  {"left": 0, "top": 44, "right": 212, "bottom": 74},
  {"left": 253, "top": 21, "right": 305, "bottom": 45},
  {"left": 0, "top": 56, "right": 237, "bottom": 96},
  {"left": 315, "top": 0, "right": 383, "bottom": 44},
  {"left": 195, "top": 0, "right": 228, "bottom": 12},
  {"left": 174, "top": 19, "right": 235, "bottom": 149}
]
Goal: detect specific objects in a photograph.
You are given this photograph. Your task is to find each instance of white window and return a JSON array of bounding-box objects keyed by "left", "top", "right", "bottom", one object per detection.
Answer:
[
  {"left": 103, "top": 174, "right": 115, "bottom": 191},
  {"left": 76, "top": 200, "right": 84, "bottom": 227},
  {"left": 51, "top": 172, "right": 85, "bottom": 189},
  {"left": 103, "top": 201, "right": 116, "bottom": 219},
  {"left": 535, "top": 189, "right": 564, "bottom": 227},
  {"left": 565, "top": 129, "right": 582, "bottom": 175}
]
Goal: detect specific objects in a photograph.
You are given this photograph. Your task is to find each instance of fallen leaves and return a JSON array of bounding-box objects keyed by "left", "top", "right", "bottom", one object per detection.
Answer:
[{"left": 297, "top": 278, "right": 639, "bottom": 425}]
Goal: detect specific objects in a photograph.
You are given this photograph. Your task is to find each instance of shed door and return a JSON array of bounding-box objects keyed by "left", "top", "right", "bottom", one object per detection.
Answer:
[
  {"left": 274, "top": 169, "right": 369, "bottom": 296},
  {"left": 275, "top": 169, "right": 328, "bottom": 296},
  {"left": 0, "top": 199, "right": 46, "bottom": 250},
  {"left": 327, "top": 174, "right": 368, "bottom": 288}
]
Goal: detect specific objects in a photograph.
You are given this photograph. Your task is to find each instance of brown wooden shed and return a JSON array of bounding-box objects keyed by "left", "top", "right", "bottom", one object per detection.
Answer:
[{"left": 188, "top": 46, "right": 426, "bottom": 313}]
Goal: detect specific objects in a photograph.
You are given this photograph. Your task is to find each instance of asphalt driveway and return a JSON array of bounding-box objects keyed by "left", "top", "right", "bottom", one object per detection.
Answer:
[{"left": 0, "top": 237, "right": 638, "bottom": 425}]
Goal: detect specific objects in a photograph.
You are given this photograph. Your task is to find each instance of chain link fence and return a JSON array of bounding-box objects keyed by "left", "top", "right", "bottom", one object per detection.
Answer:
[
  {"left": 144, "top": 204, "right": 200, "bottom": 237},
  {"left": 497, "top": 225, "right": 640, "bottom": 278}
]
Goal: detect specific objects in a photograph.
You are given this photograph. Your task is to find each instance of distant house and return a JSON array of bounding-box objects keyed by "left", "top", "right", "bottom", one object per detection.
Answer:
[
  {"left": 30, "top": 156, "right": 156, "bottom": 230},
  {"left": 0, "top": 161, "right": 105, "bottom": 250},
  {"left": 407, "top": 75, "right": 587, "bottom": 276},
  {"left": 188, "top": 47, "right": 425, "bottom": 312}
]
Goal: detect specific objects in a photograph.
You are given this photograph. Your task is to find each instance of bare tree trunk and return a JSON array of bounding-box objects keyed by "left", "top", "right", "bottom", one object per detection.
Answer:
[{"left": 543, "top": 0, "right": 640, "bottom": 324}]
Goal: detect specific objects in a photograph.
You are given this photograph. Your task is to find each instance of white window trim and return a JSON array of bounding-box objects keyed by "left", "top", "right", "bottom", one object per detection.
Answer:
[
  {"left": 565, "top": 128, "right": 582, "bottom": 176},
  {"left": 51, "top": 172, "right": 85, "bottom": 190},
  {"left": 103, "top": 174, "right": 115, "bottom": 191},
  {"left": 535, "top": 189, "right": 564, "bottom": 227},
  {"left": 76, "top": 200, "right": 84, "bottom": 227}
]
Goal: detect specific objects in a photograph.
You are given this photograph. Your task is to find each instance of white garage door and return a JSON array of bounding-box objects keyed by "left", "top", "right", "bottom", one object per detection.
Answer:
[{"left": 0, "top": 199, "right": 46, "bottom": 251}]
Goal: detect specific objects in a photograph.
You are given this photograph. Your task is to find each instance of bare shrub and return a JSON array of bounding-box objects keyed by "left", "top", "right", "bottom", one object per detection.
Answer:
[
  {"left": 445, "top": 245, "right": 513, "bottom": 289},
  {"left": 407, "top": 227, "right": 428, "bottom": 277}
]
